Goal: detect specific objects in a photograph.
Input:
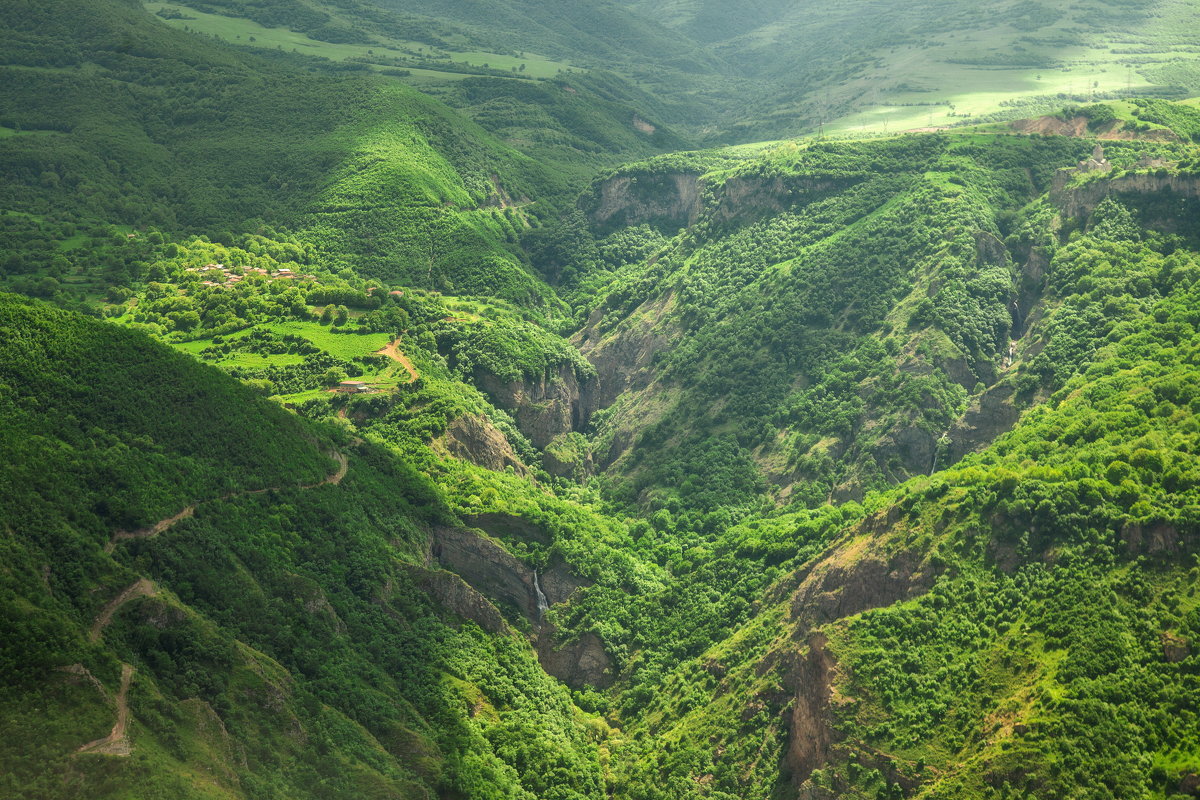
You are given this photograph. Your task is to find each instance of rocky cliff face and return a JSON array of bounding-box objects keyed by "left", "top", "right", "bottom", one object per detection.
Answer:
[
  {"left": 406, "top": 565, "right": 509, "bottom": 635},
  {"left": 1011, "top": 115, "right": 1177, "bottom": 142},
  {"left": 475, "top": 363, "right": 595, "bottom": 450},
  {"left": 536, "top": 627, "right": 613, "bottom": 689},
  {"left": 431, "top": 524, "right": 606, "bottom": 686},
  {"left": 433, "top": 525, "right": 542, "bottom": 620},
  {"left": 784, "top": 633, "right": 838, "bottom": 787},
  {"left": 440, "top": 414, "right": 528, "bottom": 475},
  {"left": 947, "top": 381, "right": 1021, "bottom": 464},
  {"left": 463, "top": 512, "right": 551, "bottom": 545},
  {"left": 587, "top": 169, "right": 855, "bottom": 237},
  {"left": 773, "top": 510, "right": 939, "bottom": 789},
  {"left": 711, "top": 175, "right": 851, "bottom": 227},
  {"left": 1052, "top": 171, "right": 1200, "bottom": 222},
  {"left": 573, "top": 292, "right": 676, "bottom": 408},
  {"left": 588, "top": 173, "right": 703, "bottom": 233}
]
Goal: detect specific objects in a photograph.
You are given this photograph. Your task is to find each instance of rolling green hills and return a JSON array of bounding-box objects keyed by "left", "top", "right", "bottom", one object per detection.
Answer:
[{"left": 3, "top": 0, "right": 1200, "bottom": 798}]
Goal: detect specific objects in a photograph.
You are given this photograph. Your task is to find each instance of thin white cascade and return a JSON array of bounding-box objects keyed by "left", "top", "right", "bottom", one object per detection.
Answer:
[{"left": 533, "top": 569, "right": 549, "bottom": 621}]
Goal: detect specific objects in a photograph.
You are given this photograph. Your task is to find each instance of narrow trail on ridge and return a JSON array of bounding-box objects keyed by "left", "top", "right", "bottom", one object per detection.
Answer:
[
  {"left": 85, "top": 445, "right": 349, "bottom": 756},
  {"left": 81, "top": 579, "right": 150, "bottom": 757},
  {"left": 105, "top": 448, "right": 348, "bottom": 552}
]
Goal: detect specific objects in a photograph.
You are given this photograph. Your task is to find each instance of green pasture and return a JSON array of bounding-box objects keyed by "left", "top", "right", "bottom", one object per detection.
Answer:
[
  {"left": 820, "top": 4, "right": 1198, "bottom": 135},
  {"left": 142, "top": 2, "right": 573, "bottom": 82}
]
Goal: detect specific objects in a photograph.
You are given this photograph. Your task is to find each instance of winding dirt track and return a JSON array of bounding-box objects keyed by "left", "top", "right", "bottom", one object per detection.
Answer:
[
  {"left": 80, "top": 446, "right": 350, "bottom": 757},
  {"left": 105, "top": 449, "right": 348, "bottom": 552},
  {"left": 89, "top": 578, "right": 157, "bottom": 643},
  {"left": 376, "top": 340, "right": 419, "bottom": 384},
  {"left": 77, "top": 663, "right": 135, "bottom": 756}
]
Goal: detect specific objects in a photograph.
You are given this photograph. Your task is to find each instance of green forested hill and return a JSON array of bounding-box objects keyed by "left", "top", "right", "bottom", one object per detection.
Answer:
[
  {"left": 4, "top": 0, "right": 1200, "bottom": 798},
  {"left": 0, "top": 0, "right": 585, "bottom": 307},
  {"left": 0, "top": 293, "right": 606, "bottom": 799}
]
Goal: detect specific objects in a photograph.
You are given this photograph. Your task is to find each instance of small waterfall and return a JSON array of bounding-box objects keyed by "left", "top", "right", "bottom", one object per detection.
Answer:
[
  {"left": 930, "top": 429, "right": 952, "bottom": 476},
  {"left": 532, "top": 570, "right": 549, "bottom": 621}
]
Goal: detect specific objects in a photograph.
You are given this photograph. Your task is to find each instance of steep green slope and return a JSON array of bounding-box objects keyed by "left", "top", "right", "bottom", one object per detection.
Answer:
[
  {"left": 553, "top": 127, "right": 1195, "bottom": 521},
  {"left": 598, "top": 214, "right": 1200, "bottom": 799},
  {"left": 0, "top": 293, "right": 604, "bottom": 799}
]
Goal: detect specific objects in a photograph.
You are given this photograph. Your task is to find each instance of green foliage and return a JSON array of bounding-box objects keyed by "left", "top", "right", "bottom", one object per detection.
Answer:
[
  {"left": 0, "top": 293, "right": 604, "bottom": 799},
  {"left": 6, "top": 1, "right": 1200, "bottom": 798},
  {"left": 1132, "top": 98, "right": 1200, "bottom": 142}
]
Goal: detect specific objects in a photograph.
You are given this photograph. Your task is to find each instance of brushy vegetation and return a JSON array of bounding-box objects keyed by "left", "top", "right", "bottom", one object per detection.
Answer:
[{"left": 4, "top": 0, "right": 1200, "bottom": 797}]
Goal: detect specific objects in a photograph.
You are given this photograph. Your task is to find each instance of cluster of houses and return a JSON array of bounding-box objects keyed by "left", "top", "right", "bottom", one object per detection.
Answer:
[{"left": 184, "top": 263, "right": 319, "bottom": 288}]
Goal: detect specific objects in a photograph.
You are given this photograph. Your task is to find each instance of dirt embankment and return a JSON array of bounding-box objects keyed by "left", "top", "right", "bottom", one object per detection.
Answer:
[{"left": 1012, "top": 114, "right": 1178, "bottom": 142}]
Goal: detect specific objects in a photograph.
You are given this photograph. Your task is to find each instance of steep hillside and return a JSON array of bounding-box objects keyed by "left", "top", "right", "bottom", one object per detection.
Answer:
[
  {"left": 6, "top": 1, "right": 1200, "bottom": 797},
  {"left": 597, "top": 210, "right": 1200, "bottom": 798},
  {"left": 0, "top": 293, "right": 607, "bottom": 799},
  {"left": 538, "top": 130, "right": 1197, "bottom": 519}
]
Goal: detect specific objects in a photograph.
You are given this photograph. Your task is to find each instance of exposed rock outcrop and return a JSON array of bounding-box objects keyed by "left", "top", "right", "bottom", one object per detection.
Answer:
[
  {"left": 1121, "top": 521, "right": 1183, "bottom": 555},
  {"left": 573, "top": 291, "right": 675, "bottom": 411},
  {"left": 433, "top": 525, "right": 540, "bottom": 620},
  {"left": 1162, "top": 631, "right": 1190, "bottom": 664},
  {"left": 1012, "top": 115, "right": 1177, "bottom": 142},
  {"left": 777, "top": 513, "right": 938, "bottom": 790},
  {"left": 784, "top": 633, "right": 838, "bottom": 786},
  {"left": 542, "top": 432, "right": 593, "bottom": 479},
  {"left": 1012, "top": 115, "right": 1092, "bottom": 138},
  {"left": 431, "top": 525, "right": 604, "bottom": 684},
  {"left": 536, "top": 626, "right": 613, "bottom": 689},
  {"left": 441, "top": 414, "right": 528, "bottom": 475},
  {"left": 475, "top": 363, "right": 595, "bottom": 449},
  {"left": 283, "top": 573, "right": 347, "bottom": 635},
  {"left": 1051, "top": 170, "right": 1200, "bottom": 222},
  {"left": 408, "top": 566, "right": 509, "bottom": 635},
  {"left": 588, "top": 173, "right": 703, "bottom": 233},
  {"left": 711, "top": 175, "right": 851, "bottom": 227},
  {"left": 789, "top": 541, "right": 934, "bottom": 627},
  {"left": 947, "top": 381, "right": 1021, "bottom": 464}
]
